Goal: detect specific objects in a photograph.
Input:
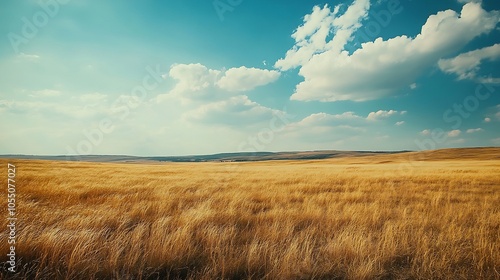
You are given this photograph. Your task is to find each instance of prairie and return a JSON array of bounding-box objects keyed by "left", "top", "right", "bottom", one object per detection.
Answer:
[{"left": 0, "top": 148, "right": 499, "bottom": 279}]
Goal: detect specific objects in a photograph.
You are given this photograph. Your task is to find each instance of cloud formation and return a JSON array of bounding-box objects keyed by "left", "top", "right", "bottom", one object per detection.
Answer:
[
  {"left": 157, "top": 63, "right": 284, "bottom": 127},
  {"left": 447, "top": 129, "right": 461, "bottom": 137},
  {"left": 284, "top": 109, "right": 404, "bottom": 133},
  {"left": 276, "top": 2, "right": 500, "bottom": 102},
  {"left": 184, "top": 95, "right": 284, "bottom": 127},
  {"left": 217, "top": 67, "right": 280, "bottom": 92},
  {"left": 367, "top": 109, "right": 405, "bottom": 120},
  {"left": 161, "top": 63, "right": 223, "bottom": 102},
  {"left": 438, "top": 43, "right": 500, "bottom": 82},
  {"left": 275, "top": 0, "right": 370, "bottom": 71},
  {"left": 159, "top": 63, "right": 280, "bottom": 103},
  {"left": 30, "top": 89, "right": 61, "bottom": 97},
  {"left": 466, "top": 128, "right": 483, "bottom": 133}
]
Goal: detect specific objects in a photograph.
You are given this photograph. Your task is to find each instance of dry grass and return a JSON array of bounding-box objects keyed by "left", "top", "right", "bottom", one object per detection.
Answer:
[{"left": 0, "top": 151, "right": 499, "bottom": 279}]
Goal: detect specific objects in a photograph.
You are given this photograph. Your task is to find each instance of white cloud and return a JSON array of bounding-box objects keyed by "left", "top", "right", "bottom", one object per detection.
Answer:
[
  {"left": 161, "top": 63, "right": 222, "bottom": 102},
  {"left": 18, "top": 53, "right": 40, "bottom": 60},
  {"left": 275, "top": 0, "right": 370, "bottom": 71},
  {"left": 279, "top": 112, "right": 367, "bottom": 143},
  {"left": 284, "top": 110, "right": 402, "bottom": 133},
  {"left": 438, "top": 43, "right": 500, "bottom": 81},
  {"left": 289, "top": 112, "right": 366, "bottom": 128},
  {"left": 466, "top": 128, "right": 483, "bottom": 133},
  {"left": 367, "top": 110, "right": 405, "bottom": 120},
  {"left": 492, "top": 138, "right": 500, "bottom": 145},
  {"left": 158, "top": 63, "right": 280, "bottom": 103},
  {"left": 291, "top": 109, "right": 405, "bottom": 127},
  {"left": 484, "top": 117, "right": 491, "bottom": 122},
  {"left": 276, "top": 2, "right": 500, "bottom": 102},
  {"left": 395, "top": 121, "right": 405, "bottom": 126},
  {"left": 30, "top": 89, "right": 61, "bottom": 97},
  {"left": 477, "top": 77, "right": 500, "bottom": 84},
  {"left": 157, "top": 63, "right": 285, "bottom": 128},
  {"left": 79, "top": 92, "right": 107, "bottom": 103},
  {"left": 216, "top": 66, "right": 280, "bottom": 92},
  {"left": 276, "top": 109, "right": 415, "bottom": 147},
  {"left": 409, "top": 83, "right": 417, "bottom": 90},
  {"left": 0, "top": 99, "right": 104, "bottom": 119},
  {"left": 447, "top": 129, "right": 461, "bottom": 137},
  {"left": 184, "top": 95, "right": 284, "bottom": 126},
  {"left": 421, "top": 129, "right": 431, "bottom": 136}
]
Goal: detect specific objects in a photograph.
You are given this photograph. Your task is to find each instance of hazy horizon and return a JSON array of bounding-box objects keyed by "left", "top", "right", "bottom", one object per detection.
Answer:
[{"left": 1, "top": 0, "right": 499, "bottom": 156}]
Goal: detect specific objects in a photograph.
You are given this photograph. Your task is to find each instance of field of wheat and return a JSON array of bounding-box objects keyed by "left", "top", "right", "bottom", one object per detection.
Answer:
[{"left": 0, "top": 150, "right": 499, "bottom": 279}]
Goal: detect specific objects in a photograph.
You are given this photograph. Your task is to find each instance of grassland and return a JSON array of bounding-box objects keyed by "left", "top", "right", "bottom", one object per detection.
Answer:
[{"left": 1, "top": 148, "right": 499, "bottom": 279}]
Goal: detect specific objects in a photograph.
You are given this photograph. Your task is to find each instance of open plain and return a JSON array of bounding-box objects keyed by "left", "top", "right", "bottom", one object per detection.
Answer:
[{"left": 1, "top": 148, "right": 499, "bottom": 279}]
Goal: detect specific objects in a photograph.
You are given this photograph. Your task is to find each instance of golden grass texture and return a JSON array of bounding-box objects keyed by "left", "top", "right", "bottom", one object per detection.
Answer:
[{"left": 0, "top": 153, "right": 499, "bottom": 279}]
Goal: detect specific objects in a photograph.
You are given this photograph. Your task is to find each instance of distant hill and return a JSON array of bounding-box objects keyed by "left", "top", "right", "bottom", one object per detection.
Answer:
[{"left": 1, "top": 147, "right": 498, "bottom": 163}]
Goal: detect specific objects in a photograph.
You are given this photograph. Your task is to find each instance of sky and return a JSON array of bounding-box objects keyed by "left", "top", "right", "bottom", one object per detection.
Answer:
[{"left": 0, "top": 0, "right": 499, "bottom": 156}]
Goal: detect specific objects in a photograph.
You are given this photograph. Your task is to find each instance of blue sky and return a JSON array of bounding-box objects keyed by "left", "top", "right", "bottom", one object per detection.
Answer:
[{"left": 0, "top": 0, "right": 499, "bottom": 156}]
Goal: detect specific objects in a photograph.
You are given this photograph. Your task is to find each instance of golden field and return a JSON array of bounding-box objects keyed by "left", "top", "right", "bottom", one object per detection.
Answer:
[{"left": 1, "top": 148, "right": 499, "bottom": 279}]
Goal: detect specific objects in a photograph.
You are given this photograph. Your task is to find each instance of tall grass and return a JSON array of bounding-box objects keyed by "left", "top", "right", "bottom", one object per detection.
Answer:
[{"left": 0, "top": 155, "right": 499, "bottom": 279}]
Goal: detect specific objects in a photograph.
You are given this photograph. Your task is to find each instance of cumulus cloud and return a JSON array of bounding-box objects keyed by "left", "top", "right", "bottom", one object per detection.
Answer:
[
  {"left": 276, "top": 2, "right": 500, "bottom": 102},
  {"left": 447, "top": 129, "right": 461, "bottom": 137},
  {"left": 395, "top": 121, "right": 405, "bottom": 126},
  {"left": 366, "top": 109, "right": 405, "bottom": 120},
  {"left": 156, "top": 63, "right": 285, "bottom": 128},
  {"left": 0, "top": 99, "right": 105, "bottom": 119},
  {"left": 79, "top": 92, "right": 107, "bottom": 103},
  {"left": 481, "top": 105, "right": 500, "bottom": 122},
  {"left": 466, "top": 128, "right": 483, "bottom": 133},
  {"left": 277, "top": 108, "right": 412, "bottom": 146},
  {"left": 293, "top": 109, "right": 404, "bottom": 127},
  {"left": 183, "top": 95, "right": 284, "bottom": 126},
  {"left": 30, "top": 89, "right": 61, "bottom": 97},
  {"left": 477, "top": 77, "right": 500, "bottom": 84},
  {"left": 158, "top": 63, "right": 280, "bottom": 103},
  {"left": 421, "top": 129, "right": 431, "bottom": 136},
  {"left": 280, "top": 112, "right": 367, "bottom": 143},
  {"left": 288, "top": 112, "right": 366, "bottom": 129},
  {"left": 217, "top": 67, "right": 280, "bottom": 92},
  {"left": 160, "top": 63, "right": 222, "bottom": 102},
  {"left": 438, "top": 43, "right": 500, "bottom": 81},
  {"left": 275, "top": 0, "right": 370, "bottom": 71},
  {"left": 284, "top": 109, "right": 403, "bottom": 134}
]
